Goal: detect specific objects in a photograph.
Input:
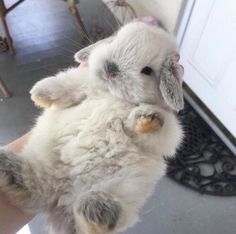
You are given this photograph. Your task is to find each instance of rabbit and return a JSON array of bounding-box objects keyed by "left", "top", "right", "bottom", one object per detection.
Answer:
[{"left": 0, "top": 21, "right": 184, "bottom": 234}]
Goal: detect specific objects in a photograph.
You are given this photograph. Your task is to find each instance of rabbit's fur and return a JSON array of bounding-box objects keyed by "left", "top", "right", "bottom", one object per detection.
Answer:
[{"left": 0, "top": 22, "right": 183, "bottom": 234}]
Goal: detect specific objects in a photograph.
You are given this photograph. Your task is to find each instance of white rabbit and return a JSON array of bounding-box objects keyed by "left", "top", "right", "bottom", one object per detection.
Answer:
[{"left": 0, "top": 21, "right": 184, "bottom": 234}]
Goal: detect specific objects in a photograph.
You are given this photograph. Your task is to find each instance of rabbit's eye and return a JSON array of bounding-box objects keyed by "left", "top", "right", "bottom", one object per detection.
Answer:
[{"left": 141, "top": 66, "right": 153, "bottom": 75}]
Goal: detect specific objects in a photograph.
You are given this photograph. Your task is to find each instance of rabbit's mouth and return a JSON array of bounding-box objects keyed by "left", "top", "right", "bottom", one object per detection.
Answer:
[
  {"left": 103, "top": 74, "right": 113, "bottom": 81},
  {"left": 95, "top": 69, "right": 115, "bottom": 86},
  {"left": 98, "top": 67, "right": 120, "bottom": 83}
]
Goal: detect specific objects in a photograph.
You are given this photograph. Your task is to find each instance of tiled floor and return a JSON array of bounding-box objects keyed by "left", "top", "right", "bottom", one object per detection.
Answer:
[{"left": 1, "top": 0, "right": 236, "bottom": 234}]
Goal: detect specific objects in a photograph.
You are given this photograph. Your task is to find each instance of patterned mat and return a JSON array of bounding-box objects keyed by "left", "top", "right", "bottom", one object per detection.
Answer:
[{"left": 167, "top": 102, "right": 236, "bottom": 196}]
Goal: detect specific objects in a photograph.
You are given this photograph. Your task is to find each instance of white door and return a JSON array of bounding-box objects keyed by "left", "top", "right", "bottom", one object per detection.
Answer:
[{"left": 179, "top": 0, "right": 236, "bottom": 139}]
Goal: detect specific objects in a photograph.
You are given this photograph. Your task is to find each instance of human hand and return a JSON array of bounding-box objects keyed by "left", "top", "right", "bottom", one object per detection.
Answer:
[{"left": 0, "top": 132, "right": 34, "bottom": 234}]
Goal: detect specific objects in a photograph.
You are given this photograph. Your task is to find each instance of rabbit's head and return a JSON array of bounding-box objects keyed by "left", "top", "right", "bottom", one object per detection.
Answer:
[{"left": 75, "top": 22, "right": 184, "bottom": 111}]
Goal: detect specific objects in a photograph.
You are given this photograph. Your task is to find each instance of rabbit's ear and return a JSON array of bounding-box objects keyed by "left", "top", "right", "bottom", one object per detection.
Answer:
[
  {"left": 74, "top": 37, "right": 114, "bottom": 63},
  {"left": 159, "top": 53, "right": 184, "bottom": 112},
  {"left": 74, "top": 43, "right": 95, "bottom": 63}
]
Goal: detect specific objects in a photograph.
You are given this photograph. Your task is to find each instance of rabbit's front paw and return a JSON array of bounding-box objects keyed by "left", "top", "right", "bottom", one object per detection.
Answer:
[
  {"left": 30, "top": 78, "right": 59, "bottom": 108},
  {"left": 135, "top": 114, "right": 164, "bottom": 133},
  {"left": 30, "top": 77, "right": 86, "bottom": 109},
  {"left": 127, "top": 106, "right": 164, "bottom": 134},
  {"left": 31, "top": 93, "right": 54, "bottom": 108}
]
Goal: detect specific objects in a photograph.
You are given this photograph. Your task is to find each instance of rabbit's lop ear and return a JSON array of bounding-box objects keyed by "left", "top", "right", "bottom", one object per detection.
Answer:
[
  {"left": 74, "top": 43, "right": 95, "bottom": 63},
  {"left": 159, "top": 53, "right": 184, "bottom": 112},
  {"left": 74, "top": 36, "right": 114, "bottom": 63}
]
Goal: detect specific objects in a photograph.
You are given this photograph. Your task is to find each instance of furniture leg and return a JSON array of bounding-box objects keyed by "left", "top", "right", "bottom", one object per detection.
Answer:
[
  {"left": 0, "top": 0, "right": 25, "bottom": 54},
  {"left": 0, "top": 15, "right": 15, "bottom": 54},
  {"left": 69, "top": 3, "right": 89, "bottom": 39},
  {"left": 0, "top": 78, "right": 12, "bottom": 97}
]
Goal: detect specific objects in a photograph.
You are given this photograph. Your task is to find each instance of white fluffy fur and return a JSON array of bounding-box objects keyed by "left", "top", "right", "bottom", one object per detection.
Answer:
[{"left": 1, "top": 22, "right": 183, "bottom": 234}]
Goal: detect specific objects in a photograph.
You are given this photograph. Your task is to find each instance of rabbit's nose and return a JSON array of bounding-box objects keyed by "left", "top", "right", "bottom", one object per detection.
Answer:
[{"left": 104, "top": 61, "right": 120, "bottom": 77}]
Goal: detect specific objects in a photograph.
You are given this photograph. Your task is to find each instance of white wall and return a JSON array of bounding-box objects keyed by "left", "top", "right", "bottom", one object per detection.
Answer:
[
  {"left": 103, "top": 0, "right": 184, "bottom": 33},
  {"left": 127, "top": 0, "right": 183, "bottom": 32}
]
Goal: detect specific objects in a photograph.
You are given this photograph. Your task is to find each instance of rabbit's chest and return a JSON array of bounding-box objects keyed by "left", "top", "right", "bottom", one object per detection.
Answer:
[
  {"left": 51, "top": 97, "right": 132, "bottom": 136},
  {"left": 36, "top": 96, "right": 134, "bottom": 159}
]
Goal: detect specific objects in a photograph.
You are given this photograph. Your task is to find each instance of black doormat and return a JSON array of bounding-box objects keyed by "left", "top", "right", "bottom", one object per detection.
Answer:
[{"left": 166, "top": 101, "right": 236, "bottom": 196}]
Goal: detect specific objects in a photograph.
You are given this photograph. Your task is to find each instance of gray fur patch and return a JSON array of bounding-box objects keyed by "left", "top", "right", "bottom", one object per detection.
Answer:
[
  {"left": 77, "top": 191, "right": 122, "bottom": 230},
  {"left": 0, "top": 149, "right": 24, "bottom": 187}
]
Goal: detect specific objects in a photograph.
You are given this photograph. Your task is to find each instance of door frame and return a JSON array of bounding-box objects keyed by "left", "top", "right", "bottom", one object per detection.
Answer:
[{"left": 176, "top": 0, "right": 236, "bottom": 154}]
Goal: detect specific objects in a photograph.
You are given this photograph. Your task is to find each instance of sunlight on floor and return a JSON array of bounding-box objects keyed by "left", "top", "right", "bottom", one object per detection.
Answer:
[{"left": 16, "top": 225, "right": 31, "bottom": 234}]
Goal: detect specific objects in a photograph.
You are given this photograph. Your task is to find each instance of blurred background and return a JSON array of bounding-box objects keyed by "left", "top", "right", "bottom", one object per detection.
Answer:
[{"left": 0, "top": 0, "right": 235, "bottom": 234}]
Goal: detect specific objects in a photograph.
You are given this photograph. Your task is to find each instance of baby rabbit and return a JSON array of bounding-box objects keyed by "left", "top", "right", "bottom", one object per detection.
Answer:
[{"left": 0, "top": 21, "right": 183, "bottom": 234}]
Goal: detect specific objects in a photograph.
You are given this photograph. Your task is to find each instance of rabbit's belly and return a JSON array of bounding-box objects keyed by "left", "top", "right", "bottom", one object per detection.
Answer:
[
  {"left": 57, "top": 116, "right": 137, "bottom": 176},
  {"left": 52, "top": 97, "right": 133, "bottom": 136},
  {"left": 26, "top": 97, "right": 134, "bottom": 162},
  {"left": 60, "top": 129, "right": 159, "bottom": 194}
]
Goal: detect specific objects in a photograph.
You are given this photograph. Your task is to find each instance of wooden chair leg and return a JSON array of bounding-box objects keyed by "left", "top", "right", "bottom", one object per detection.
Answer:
[
  {"left": 69, "top": 4, "right": 89, "bottom": 39},
  {"left": 0, "top": 78, "right": 12, "bottom": 97},
  {"left": 0, "top": 15, "right": 15, "bottom": 54}
]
